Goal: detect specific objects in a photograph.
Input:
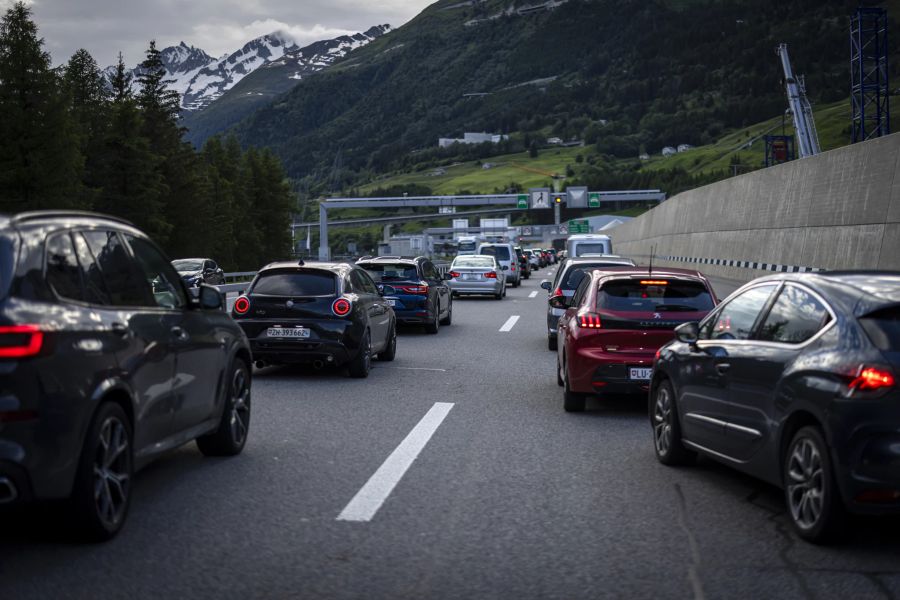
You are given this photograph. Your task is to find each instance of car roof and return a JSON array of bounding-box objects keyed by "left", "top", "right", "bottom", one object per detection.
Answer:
[
  {"left": 173, "top": 257, "right": 212, "bottom": 262},
  {"left": 259, "top": 261, "right": 354, "bottom": 273},
  {"left": 748, "top": 271, "right": 900, "bottom": 305},
  {"left": 564, "top": 256, "right": 632, "bottom": 264},
  {"left": 357, "top": 256, "right": 422, "bottom": 264},
  {"left": 591, "top": 266, "right": 710, "bottom": 281}
]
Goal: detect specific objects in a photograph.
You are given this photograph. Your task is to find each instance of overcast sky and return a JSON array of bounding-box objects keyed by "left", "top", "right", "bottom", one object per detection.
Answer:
[{"left": 2, "top": 0, "right": 434, "bottom": 67}]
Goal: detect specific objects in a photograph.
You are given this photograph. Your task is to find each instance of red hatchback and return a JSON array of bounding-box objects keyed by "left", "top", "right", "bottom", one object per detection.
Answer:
[{"left": 554, "top": 268, "right": 717, "bottom": 412}]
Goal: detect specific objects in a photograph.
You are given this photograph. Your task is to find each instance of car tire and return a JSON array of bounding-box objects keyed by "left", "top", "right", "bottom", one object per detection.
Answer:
[
  {"left": 69, "top": 402, "right": 134, "bottom": 542},
  {"left": 494, "top": 290, "right": 503, "bottom": 300},
  {"left": 563, "top": 360, "right": 586, "bottom": 412},
  {"left": 440, "top": 299, "right": 452, "bottom": 325},
  {"left": 556, "top": 355, "right": 564, "bottom": 387},
  {"left": 651, "top": 379, "right": 695, "bottom": 466},
  {"left": 197, "top": 358, "right": 252, "bottom": 457},
  {"left": 378, "top": 324, "right": 397, "bottom": 362},
  {"left": 425, "top": 309, "right": 440, "bottom": 334},
  {"left": 783, "top": 426, "right": 847, "bottom": 544},
  {"left": 348, "top": 330, "right": 372, "bottom": 378},
  {"left": 548, "top": 335, "right": 557, "bottom": 351}
]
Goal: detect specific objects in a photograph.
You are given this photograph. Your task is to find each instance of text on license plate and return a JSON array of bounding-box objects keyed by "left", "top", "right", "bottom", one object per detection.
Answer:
[
  {"left": 629, "top": 367, "right": 652, "bottom": 380},
  {"left": 267, "top": 327, "right": 310, "bottom": 339},
  {"left": 386, "top": 299, "right": 396, "bottom": 306}
]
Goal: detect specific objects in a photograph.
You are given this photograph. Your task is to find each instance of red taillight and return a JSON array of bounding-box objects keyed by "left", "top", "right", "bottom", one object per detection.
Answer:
[
  {"left": 850, "top": 367, "right": 895, "bottom": 391},
  {"left": 510, "top": 264, "right": 516, "bottom": 271},
  {"left": 332, "top": 298, "right": 352, "bottom": 316},
  {"left": 578, "top": 314, "right": 602, "bottom": 329},
  {"left": 553, "top": 287, "right": 563, "bottom": 297},
  {"left": 0, "top": 325, "right": 44, "bottom": 358},
  {"left": 449, "top": 271, "right": 461, "bottom": 278},
  {"left": 484, "top": 272, "right": 497, "bottom": 279},
  {"left": 399, "top": 285, "right": 429, "bottom": 295},
  {"left": 233, "top": 296, "right": 250, "bottom": 315}
]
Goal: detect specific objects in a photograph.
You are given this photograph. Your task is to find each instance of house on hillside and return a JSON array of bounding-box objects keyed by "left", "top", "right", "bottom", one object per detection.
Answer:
[
  {"left": 662, "top": 146, "right": 677, "bottom": 157},
  {"left": 677, "top": 144, "right": 694, "bottom": 153},
  {"left": 547, "top": 137, "right": 563, "bottom": 145},
  {"left": 439, "top": 132, "right": 509, "bottom": 147}
]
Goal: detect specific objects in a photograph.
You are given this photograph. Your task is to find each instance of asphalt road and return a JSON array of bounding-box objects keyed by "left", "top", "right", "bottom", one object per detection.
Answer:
[{"left": 2, "top": 268, "right": 899, "bottom": 599}]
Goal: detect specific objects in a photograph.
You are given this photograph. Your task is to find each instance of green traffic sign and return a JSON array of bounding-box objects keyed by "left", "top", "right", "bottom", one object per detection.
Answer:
[
  {"left": 588, "top": 192, "right": 601, "bottom": 208},
  {"left": 517, "top": 194, "right": 528, "bottom": 209},
  {"left": 568, "top": 219, "right": 590, "bottom": 234}
]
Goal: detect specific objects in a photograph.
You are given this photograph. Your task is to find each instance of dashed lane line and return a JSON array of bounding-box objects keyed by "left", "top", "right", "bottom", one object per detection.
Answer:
[
  {"left": 528, "top": 291, "right": 538, "bottom": 298},
  {"left": 499, "top": 315, "right": 520, "bottom": 332},
  {"left": 337, "top": 402, "right": 454, "bottom": 522}
]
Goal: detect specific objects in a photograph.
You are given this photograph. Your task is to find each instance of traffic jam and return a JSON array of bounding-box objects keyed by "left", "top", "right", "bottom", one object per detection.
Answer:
[{"left": 1, "top": 213, "right": 898, "bottom": 546}]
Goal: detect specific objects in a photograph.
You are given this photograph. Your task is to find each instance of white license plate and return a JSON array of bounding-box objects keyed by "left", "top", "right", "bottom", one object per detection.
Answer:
[
  {"left": 267, "top": 327, "right": 310, "bottom": 339},
  {"left": 385, "top": 299, "right": 396, "bottom": 306},
  {"left": 629, "top": 368, "right": 652, "bottom": 381},
  {"left": 463, "top": 274, "right": 479, "bottom": 280}
]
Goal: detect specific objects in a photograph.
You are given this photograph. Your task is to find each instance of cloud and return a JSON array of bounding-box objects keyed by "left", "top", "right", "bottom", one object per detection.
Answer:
[{"left": 190, "top": 19, "right": 356, "bottom": 57}]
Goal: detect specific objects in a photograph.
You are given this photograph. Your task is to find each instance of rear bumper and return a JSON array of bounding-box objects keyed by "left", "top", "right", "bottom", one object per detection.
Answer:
[
  {"left": 569, "top": 347, "right": 654, "bottom": 395},
  {"left": 394, "top": 309, "right": 435, "bottom": 325},
  {"left": 249, "top": 338, "right": 353, "bottom": 365},
  {"left": 449, "top": 281, "right": 503, "bottom": 295}
]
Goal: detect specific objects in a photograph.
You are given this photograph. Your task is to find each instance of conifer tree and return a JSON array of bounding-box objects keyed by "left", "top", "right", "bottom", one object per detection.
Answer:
[{"left": 64, "top": 48, "right": 110, "bottom": 207}]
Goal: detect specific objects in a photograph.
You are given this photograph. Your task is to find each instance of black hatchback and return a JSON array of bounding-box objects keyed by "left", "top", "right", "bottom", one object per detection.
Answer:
[
  {"left": 232, "top": 261, "right": 397, "bottom": 377},
  {"left": 650, "top": 272, "right": 900, "bottom": 543},
  {"left": 0, "top": 211, "right": 252, "bottom": 541}
]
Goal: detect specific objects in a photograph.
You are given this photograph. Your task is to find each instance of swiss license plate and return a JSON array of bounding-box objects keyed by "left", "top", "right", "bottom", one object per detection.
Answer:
[
  {"left": 463, "top": 274, "right": 478, "bottom": 280},
  {"left": 629, "top": 367, "right": 652, "bottom": 381},
  {"left": 385, "top": 299, "right": 396, "bottom": 307},
  {"left": 267, "top": 327, "right": 310, "bottom": 339}
]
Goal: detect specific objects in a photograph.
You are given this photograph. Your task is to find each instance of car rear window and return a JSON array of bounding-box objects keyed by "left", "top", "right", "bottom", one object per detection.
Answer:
[
  {"left": 252, "top": 271, "right": 336, "bottom": 296},
  {"left": 454, "top": 257, "right": 494, "bottom": 268},
  {"left": 0, "top": 233, "right": 16, "bottom": 301},
  {"left": 574, "top": 243, "right": 608, "bottom": 256},
  {"left": 359, "top": 263, "right": 419, "bottom": 282},
  {"left": 597, "top": 279, "right": 715, "bottom": 312},
  {"left": 480, "top": 246, "right": 510, "bottom": 261},
  {"left": 860, "top": 305, "right": 900, "bottom": 351}
]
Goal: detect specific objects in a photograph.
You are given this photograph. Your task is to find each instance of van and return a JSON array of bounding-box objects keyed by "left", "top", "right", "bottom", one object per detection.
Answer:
[
  {"left": 477, "top": 242, "right": 520, "bottom": 287},
  {"left": 566, "top": 234, "right": 612, "bottom": 258}
]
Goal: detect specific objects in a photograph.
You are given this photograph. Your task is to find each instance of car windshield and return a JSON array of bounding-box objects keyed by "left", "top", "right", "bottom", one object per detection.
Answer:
[
  {"left": 597, "top": 279, "right": 714, "bottom": 312},
  {"left": 453, "top": 257, "right": 494, "bottom": 268},
  {"left": 860, "top": 305, "right": 900, "bottom": 352},
  {"left": 360, "top": 263, "right": 419, "bottom": 282},
  {"left": 458, "top": 241, "right": 477, "bottom": 252},
  {"left": 252, "top": 271, "right": 336, "bottom": 296},
  {"left": 574, "top": 243, "right": 608, "bottom": 256},
  {"left": 479, "top": 246, "right": 510, "bottom": 260},
  {"left": 172, "top": 259, "right": 203, "bottom": 272}
]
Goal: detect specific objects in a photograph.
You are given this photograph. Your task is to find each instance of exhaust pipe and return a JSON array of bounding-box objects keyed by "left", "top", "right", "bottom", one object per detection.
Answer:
[
  {"left": 312, "top": 360, "right": 324, "bottom": 370},
  {"left": 0, "top": 477, "right": 18, "bottom": 504}
]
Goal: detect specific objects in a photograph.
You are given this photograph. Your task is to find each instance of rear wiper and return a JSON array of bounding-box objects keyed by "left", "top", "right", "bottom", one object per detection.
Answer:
[{"left": 654, "top": 304, "right": 699, "bottom": 312}]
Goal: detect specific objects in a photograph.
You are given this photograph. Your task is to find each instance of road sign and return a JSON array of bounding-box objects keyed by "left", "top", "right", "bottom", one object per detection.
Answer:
[
  {"left": 523, "top": 226, "right": 533, "bottom": 235},
  {"left": 530, "top": 188, "right": 551, "bottom": 209},
  {"left": 568, "top": 219, "right": 590, "bottom": 234},
  {"left": 558, "top": 225, "right": 568, "bottom": 235},
  {"left": 566, "top": 187, "right": 588, "bottom": 208},
  {"left": 517, "top": 194, "right": 528, "bottom": 209},
  {"left": 588, "top": 192, "right": 601, "bottom": 208},
  {"left": 438, "top": 206, "right": 456, "bottom": 214}
]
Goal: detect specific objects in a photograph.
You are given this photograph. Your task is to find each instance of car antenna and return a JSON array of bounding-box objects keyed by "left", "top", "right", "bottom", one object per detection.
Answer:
[{"left": 648, "top": 245, "right": 655, "bottom": 278}]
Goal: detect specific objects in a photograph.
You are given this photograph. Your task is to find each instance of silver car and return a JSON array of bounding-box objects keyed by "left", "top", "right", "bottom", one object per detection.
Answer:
[{"left": 447, "top": 255, "right": 507, "bottom": 299}]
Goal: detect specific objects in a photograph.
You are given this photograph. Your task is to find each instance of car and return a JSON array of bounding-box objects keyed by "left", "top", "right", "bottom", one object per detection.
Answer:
[
  {"left": 650, "top": 271, "right": 900, "bottom": 544},
  {"left": 0, "top": 211, "right": 252, "bottom": 541},
  {"left": 172, "top": 257, "right": 225, "bottom": 288},
  {"left": 524, "top": 249, "right": 540, "bottom": 270},
  {"left": 514, "top": 246, "right": 531, "bottom": 279},
  {"left": 541, "top": 256, "right": 639, "bottom": 350},
  {"left": 566, "top": 234, "right": 613, "bottom": 258},
  {"left": 555, "top": 267, "right": 716, "bottom": 412},
  {"left": 232, "top": 260, "right": 396, "bottom": 377},
  {"left": 478, "top": 243, "right": 521, "bottom": 287},
  {"left": 446, "top": 255, "right": 507, "bottom": 299},
  {"left": 356, "top": 256, "right": 452, "bottom": 333}
]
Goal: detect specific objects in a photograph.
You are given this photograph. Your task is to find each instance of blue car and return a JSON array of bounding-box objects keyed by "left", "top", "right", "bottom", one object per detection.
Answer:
[{"left": 357, "top": 256, "right": 452, "bottom": 334}]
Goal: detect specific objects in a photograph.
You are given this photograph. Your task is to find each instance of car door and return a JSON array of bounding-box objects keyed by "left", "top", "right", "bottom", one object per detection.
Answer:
[
  {"left": 679, "top": 283, "right": 779, "bottom": 454},
  {"left": 559, "top": 276, "right": 591, "bottom": 364},
  {"left": 125, "top": 235, "right": 226, "bottom": 434},
  {"left": 423, "top": 261, "right": 447, "bottom": 318},
  {"left": 77, "top": 230, "right": 180, "bottom": 456},
  {"left": 352, "top": 270, "right": 389, "bottom": 349}
]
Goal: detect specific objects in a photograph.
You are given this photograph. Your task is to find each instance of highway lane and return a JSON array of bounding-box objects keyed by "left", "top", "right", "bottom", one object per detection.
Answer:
[{"left": 2, "top": 267, "right": 900, "bottom": 599}]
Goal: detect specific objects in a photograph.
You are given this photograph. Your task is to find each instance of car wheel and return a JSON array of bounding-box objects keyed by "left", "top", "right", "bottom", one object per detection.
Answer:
[
  {"left": 425, "top": 309, "right": 440, "bottom": 334},
  {"left": 563, "top": 359, "right": 586, "bottom": 412},
  {"left": 348, "top": 330, "right": 372, "bottom": 378},
  {"left": 440, "top": 298, "right": 452, "bottom": 325},
  {"left": 651, "top": 379, "right": 695, "bottom": 466},
  {"left": 548, "top": 335, "right": 557, "bottom": 351},
  {"left": 378, "top": 324, "right": 397, "bottom": 361},
  {"left": 69, "top": 402, "right": 133, "bottom": 541},
  {"left": 783, "top": 426, "right": 846, "bottom": 544},
  {"left": 197, "top": 358, "right": 252, "bottom": 457},
  {"left": 494, "top": 289, "right": 503, "bottom": 300}
]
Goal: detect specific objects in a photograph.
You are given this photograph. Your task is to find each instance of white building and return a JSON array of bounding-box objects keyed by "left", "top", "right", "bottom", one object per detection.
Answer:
[
  {"left": 439, "top": 132, "right": 509, "bottom": 147},
  {"left": 662, "top": 146, "right": 677, "bottom": 157},
  {"left": 677, "top": 144, "right": 694, "bottom": 153}
]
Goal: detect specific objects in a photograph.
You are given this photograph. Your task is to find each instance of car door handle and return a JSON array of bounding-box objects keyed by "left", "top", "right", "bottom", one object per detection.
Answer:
[
  {"left": 111, "top": 322, "right": 130, "bottom": 337},
  {"left": 716, "top": 363, "right": 731, "bottom": 374},
  {"left": 171, "top": 326, "right": 189, "bottom": 342}
]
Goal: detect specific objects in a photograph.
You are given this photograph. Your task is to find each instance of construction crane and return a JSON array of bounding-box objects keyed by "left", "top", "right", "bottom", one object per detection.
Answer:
[{"left": 777, "top": 43, "right": 821, "bottom": 158}]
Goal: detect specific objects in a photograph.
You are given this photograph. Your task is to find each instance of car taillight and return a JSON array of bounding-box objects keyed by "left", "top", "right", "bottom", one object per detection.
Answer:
[
  {"left": 850, "top": 367, "right": 895, "bottom": 391},
  {"left": 449, "top": 271, "right": 461, "bottom": 278},
  {"left": 553, "top": 288, "right": 563, "bottom": 296},
  {"left": 484, "top": 272, "right": 497, "bottom": 279},
  {"left": 578, "top": 314, "right": 602, "bottom": 329},
  {"left": 0, "top": 325, "right": 44, "bottom": 358},
  {"left": 510, "top": 264, "right": 516, "bottom": 271},
  {"left": 233, "top": 296, "right": 250, "bottom": 315},
  {"left": 332, "top": 298, "right": 352, "bottom": 316},
  {"left": 400, "top": 285, "right": 429, "bottom": 295}
]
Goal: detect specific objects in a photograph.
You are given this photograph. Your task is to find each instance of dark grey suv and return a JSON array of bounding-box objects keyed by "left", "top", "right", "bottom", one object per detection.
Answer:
[{"left": 0, "top": 212, "right": 252, "bottom": 540}]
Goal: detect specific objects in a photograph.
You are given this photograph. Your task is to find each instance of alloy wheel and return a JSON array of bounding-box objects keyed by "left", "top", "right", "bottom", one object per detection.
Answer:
[
  {"left": 787, "top": 437, "right": 825, "bottom": 530},
  {"left": 230, "top": 367, "right": 251, "bottom": 446},
  {"left": 92, "top": 416, "right": 131, "bottom": 529},
  {"left": 653, "top": 386, "right": 673, "bottom": 456}
]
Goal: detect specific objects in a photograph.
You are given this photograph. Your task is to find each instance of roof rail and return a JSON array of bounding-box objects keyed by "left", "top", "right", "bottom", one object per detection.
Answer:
[{"left": 11, "top": 210, "right": 135, "bottom": 227}]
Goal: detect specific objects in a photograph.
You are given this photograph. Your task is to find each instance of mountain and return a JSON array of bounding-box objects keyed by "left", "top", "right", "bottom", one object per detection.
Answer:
[
  {"left": 181, "top": 25, "right": 391, "bottom": 147},
  {"left": 229, "top": 0, "right": 895, "bottom": 182}
]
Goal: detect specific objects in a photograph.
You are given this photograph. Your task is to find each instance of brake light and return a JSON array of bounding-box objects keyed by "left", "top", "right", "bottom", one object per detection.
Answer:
[
  {"left": 233, "top": 296, "right": 250, "bottom": 315},
  {"left": 484, "top": 272, "right": 497, "bottom": 279},
  {"left": 553, "top": 288, "right": 563, "bottom": 296},
  {"left": 511, "top": 264, "right": 516, "bottom": 271},
  {"left": 0, "top": 325, "right": 44, "bottom": 358},
  {"left": 641, "top": 280, "right": 668, "bottom": 285},
  {"left": 449, "top": 271, "right": 461, "bottom": 278},
  {"left": 578, "top": 314, "right": 602, "bottom": 329},
  {"left": 850, "top": 367, "right": 895, "bottom": 391},
  {"left": 399, "top": 285, "right": 429, "bottom": 295},
  {"left": 332, "top": 298, "right": 352, "bottom": 316}
]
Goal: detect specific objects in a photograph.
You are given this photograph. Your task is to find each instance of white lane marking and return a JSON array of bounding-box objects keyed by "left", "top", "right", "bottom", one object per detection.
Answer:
[
  {"left": 337, "top": 402, "right": 454, "bottom": 522},
  {"left": 528, "top": 291, "right": 538, "bottom": 298},
  {"left": 382, "top": 367, "right": 447, "bottom": 372},
  {"left": 499, "top": 315, "right": 520, "bottom": 332},
  {"left": 540, "top": 279, "right": 548, "bottom": 284}
]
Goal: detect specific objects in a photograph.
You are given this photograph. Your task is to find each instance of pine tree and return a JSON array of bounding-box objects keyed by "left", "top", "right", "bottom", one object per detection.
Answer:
[
  {"left": 0, "top": 2, "right": 82, "bottom": 210},
  {"left": 64, "top": 48, "right": 110, "bottom": 207}
]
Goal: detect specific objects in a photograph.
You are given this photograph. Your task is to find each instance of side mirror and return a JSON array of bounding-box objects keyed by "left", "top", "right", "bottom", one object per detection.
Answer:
[
  {"left": 381, "top": 285, "right": 397, "bottom": 296},
  {"left": 675, "top": 322, "right": 700, "bottom": 345},
  {"left": 548, "top": 294, "right": 568, "bottom": 310},
  {"left": 540, "top": 281, "right": 552, "bottom": 291},
  {"left": 443, "top": 272, "right": 453, "bottom": 281},
  {"left": 501, "top": 265, "right": 509, "bottom": 271},
  {"left": 198, "top": 284, "right": 223, "bottom": 310}
]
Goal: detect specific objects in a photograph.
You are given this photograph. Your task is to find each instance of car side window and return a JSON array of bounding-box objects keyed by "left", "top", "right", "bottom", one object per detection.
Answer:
[
  {"left": 349, "top": 271, "right": 370, "bottom": 295},
  {"left": 757, "top": 284, "right": 831, "bottom": 344},
  {"left": 423, "top": 262, "right": 438, "bottom": 280},
  {"left": 72, "top": 233, "right": 112, "bottom": 305},
  {"left": 703, "top": 284, "right": 777, "bottom": 341},
  {"left": 359, "top": 270, "right": 380, "bottom": 295},
  {"left": 571, "top": 277, "right": 591, "bottom": 307},
  {"left": 81, "top": 230, "right": 149, "bottom": 307},
  {"left": 45, "top": 232, "right": 85, "bottom": 302},
  {"left": 125, "top": 235, "right": 188, "bottom": 309},
  {"left": 204, "top": 260, "right": 214, "bottom": 271}
]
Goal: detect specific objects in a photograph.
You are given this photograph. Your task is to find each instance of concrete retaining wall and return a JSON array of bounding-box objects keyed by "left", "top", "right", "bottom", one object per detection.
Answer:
[{"left": 610, "top": 132, "right": 900, "bottom": 283}]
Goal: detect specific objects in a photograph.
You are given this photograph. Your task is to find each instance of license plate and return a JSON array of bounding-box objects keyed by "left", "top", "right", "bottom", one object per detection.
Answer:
[
  {"left": 385, "top": 299, "right": 396, "bottom": 307},
  {"left": 629, "top": 367, "right": 652, "bottom": 381},
  {"left": 463, "top": 274, "right": 478, "bottom": 280},
  {"left": 267, "top": 327, "right": 310, "bottom": 339}
]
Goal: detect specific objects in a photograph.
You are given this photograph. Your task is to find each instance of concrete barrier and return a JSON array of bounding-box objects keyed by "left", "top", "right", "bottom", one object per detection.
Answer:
[{"left": 610, "top": 132, "right": 900, "bottom": 284}]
